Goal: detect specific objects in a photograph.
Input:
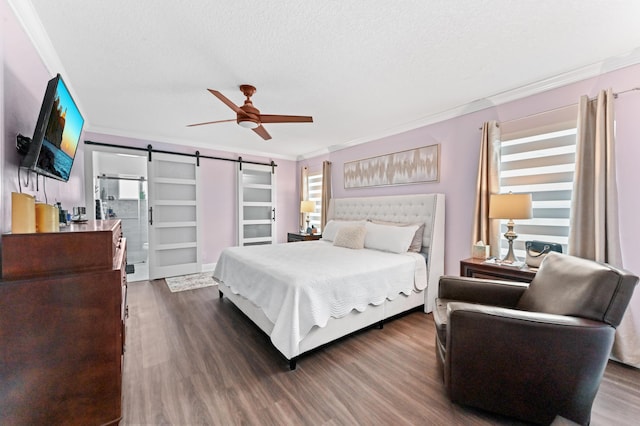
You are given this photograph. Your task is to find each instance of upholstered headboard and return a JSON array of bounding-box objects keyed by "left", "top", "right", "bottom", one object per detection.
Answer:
[{"left": 326, "top": 193, "right": 445, "bottom": 313}]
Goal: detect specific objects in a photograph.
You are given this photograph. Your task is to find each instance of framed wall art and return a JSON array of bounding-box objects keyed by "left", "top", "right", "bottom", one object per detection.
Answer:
[{"left": 344, "top": 144, "right": 440, "bottom": 189}]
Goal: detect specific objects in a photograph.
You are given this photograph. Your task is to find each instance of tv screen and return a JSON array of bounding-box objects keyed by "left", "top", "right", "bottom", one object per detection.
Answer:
[{"left": 22, "top": 74, "right": 84, "bottom": 182}]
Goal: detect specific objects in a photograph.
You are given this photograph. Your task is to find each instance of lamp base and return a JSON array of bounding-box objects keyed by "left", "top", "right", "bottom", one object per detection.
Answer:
[
  {"left": 500, "top": 220, "right": 520, "bottom": 264},
  {"left": 500, "top": 237, "right": 518, "bottom": 263}
]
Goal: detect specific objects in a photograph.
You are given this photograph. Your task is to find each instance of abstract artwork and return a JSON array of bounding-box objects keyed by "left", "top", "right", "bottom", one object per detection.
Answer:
[{"left": 344, "top": 144, "right": 440, "bottom": 188}]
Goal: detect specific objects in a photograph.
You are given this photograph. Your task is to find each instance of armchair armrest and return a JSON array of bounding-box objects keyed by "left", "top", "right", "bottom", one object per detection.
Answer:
[
  {"left": 438, "top": 275, "right": 528, "bottom": 308},
  {"left": 445, "top": 302, "right": 615, "bottom": 425}
]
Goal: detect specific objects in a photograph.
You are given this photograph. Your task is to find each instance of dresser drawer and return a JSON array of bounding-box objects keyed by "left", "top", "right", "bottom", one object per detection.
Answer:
[{"left": 2, "top": 220, "right": 122, "bottom": 279}]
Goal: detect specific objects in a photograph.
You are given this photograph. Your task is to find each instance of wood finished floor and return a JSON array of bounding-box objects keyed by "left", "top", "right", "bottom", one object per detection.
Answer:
[{"left": 122, "top": 280, "right": 640, "bottom": 425}]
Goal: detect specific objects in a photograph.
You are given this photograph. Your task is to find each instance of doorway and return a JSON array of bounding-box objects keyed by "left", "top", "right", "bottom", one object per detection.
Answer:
[{"left": 92, "top": 151, "right": 149, "bottom": 282}]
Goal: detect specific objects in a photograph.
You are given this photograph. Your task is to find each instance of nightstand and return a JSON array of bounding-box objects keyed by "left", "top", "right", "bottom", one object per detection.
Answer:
[
  {"left": 460, "top": 257, "right": 536, "bottom": 283},
  {"left": 287, "top": 232, "right": 322, "bottom": 242}
]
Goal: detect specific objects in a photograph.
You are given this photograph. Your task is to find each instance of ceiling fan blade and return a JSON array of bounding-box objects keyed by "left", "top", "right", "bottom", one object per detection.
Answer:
[
  {"left": 252, "top": 125, "right": 272, "bottom": 140},
  {"left": 186, "top": 118, "right": 237, "bottom": 127},
  {"left": 207, "top": 89, "right": 248, "bottom": 116},
  {"left": 259, "top": 114, "right": 313, "bottom": 124}
]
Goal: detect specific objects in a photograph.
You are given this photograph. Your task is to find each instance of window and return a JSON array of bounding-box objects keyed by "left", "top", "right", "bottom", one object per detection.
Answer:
[
  {"left": 498, "top": 105, "right": 578, "bottom": 259},
  {"left": 118, "top": 179, "right": 140, "bottom": 200},
  {"left": 306, "top": 171, "right": 323, "bottom": 231}
]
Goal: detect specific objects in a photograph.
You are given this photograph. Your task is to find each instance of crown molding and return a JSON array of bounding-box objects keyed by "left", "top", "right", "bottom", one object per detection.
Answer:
[
  {"left": 12, "top": 0, "right": 640, "bottom": 162},
  {"left": 309, "top": 48, "right": 640, "bottom": 158},
  {"left": 7, "top": 0, "right": 91, "bottom": 123},
  {"left": 7, "top": 0, "right": 64, "bottom": 76},
  {"left": 86, "top": 125, "right": 298, "bottom": 162}
]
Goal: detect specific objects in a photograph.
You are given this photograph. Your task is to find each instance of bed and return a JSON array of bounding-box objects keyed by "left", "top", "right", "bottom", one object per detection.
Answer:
[{"left": 214, "top": 193, "right": 445, "bottom": 369}]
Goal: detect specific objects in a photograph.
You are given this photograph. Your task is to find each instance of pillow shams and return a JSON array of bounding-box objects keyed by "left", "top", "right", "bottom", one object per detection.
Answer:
[
  {"left": 322, "top": 220, "right": 366, "bottom": 242},
  {"left": 333, "top": 225, "right": 367, "bottom": 249},
  {"left": 364, "top": 222, "right": 420, "bottom": 254},
  {"left": 370, "top": 220, "right": 425, "bottom": 252}
]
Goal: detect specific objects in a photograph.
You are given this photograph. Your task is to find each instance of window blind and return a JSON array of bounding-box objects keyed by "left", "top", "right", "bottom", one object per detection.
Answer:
[
  {"left": 307, "top": 171, "right": 323, "bottom": 231},
  {"left": 498, "top": 104, "right": 578, "bottom": 258}
]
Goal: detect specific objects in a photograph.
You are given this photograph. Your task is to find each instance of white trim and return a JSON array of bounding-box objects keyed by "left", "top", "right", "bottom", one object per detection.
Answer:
[
  {"left": 201, "top": 263, "right": 216, "bottom": 272},
  {"left": 7, "top": 0, "right": 89, "bottom": 127},
  {"left": 296, "top": 51, "right": 640, "bottom": 160},
  {"left": 7, "top": 0, "right": 61, "bottom": 75},
  {"left": 11, "top": 0, "right": 640, "bottom": 161}
]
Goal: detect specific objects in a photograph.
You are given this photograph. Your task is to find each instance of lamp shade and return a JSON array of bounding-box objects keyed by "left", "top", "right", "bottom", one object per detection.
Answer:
[
  {"left": 489, "top": 193, "right": 532, "bottom": 219},
  {"left": 300, "top": 200, "right": 315, "bottom": 213}
]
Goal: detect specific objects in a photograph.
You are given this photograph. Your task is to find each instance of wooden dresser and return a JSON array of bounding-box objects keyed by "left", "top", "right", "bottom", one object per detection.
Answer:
[{"left": 0, "top": 220, "right": 127, "bottom": 425}]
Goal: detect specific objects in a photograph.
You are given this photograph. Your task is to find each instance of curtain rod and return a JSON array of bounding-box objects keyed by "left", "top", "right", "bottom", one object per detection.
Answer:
[
  {"left": 478, "top": 87, "right": 640, "bottom": 130},
  {"left": 614, "top": 87, "right": 640, "bottom": 98},
  {"left": 84, "top": 140, "right": 277, "bottom": 171},
  {"left": 97, "top": 174, "right": 146, "bottom": 182}
]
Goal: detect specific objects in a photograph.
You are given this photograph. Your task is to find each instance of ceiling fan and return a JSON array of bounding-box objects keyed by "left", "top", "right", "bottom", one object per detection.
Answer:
[{"left": 187, "top": 85, "right": 313, "bottom": 140}]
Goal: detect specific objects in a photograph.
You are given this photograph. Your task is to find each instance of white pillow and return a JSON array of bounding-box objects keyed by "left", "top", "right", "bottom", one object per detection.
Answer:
[
  {"left": 364, "top": 222, "right": 420, "bottom": 254},
  {"left": 333, "top": 225, "right": 367, "bottom": 249},
  {"left": 322, "top": 220, "right": 365, "bottom": 242},
  {"left": 370, "top": 220, "right": 425, "bottom": 252}
]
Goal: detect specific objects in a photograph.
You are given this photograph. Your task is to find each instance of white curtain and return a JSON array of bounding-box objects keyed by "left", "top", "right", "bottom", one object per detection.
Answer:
[
  {"left": 472, "top": 121, "right": 501, "bottom": 258},
  {"left": 569, "top": 89, "right": 640, "bottom": 367}
]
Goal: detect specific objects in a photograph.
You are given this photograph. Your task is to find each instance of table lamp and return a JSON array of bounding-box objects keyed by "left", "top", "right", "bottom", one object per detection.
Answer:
[
  {"left": 489, "top": 193, "right": 532, "bottom": 263},
  {"left": 300, "top": 200, "right": 315, "bottom": 233}
]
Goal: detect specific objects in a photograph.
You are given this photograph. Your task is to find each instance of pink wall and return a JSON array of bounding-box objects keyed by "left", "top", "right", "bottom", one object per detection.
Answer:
[
  {"left": 84, "top": 132, "right": 299, "bottom": 264},
  {"left": 1, "top": 1, "right": 85, "bottom": 233},
  {"left": 306, "top": 63, "right": 640, "bottom": 329}
]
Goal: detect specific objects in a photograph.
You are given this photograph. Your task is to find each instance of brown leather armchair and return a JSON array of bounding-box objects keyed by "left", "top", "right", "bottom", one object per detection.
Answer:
[{"left": 434, "top": 252, "right": 638, "bottom": 425}]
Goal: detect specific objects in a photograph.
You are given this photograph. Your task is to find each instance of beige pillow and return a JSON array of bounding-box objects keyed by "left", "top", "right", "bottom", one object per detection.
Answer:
[
  {"left": 333, "top": 225, "right": 367, "bottom": 249},
  {"left": 322, "top": 220, "right": 366, "bottom": 242},
  {"left": 370, "top": 220, "right": 425, "bottom": 252}
]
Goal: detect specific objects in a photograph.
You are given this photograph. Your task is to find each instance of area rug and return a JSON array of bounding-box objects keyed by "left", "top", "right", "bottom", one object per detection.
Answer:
[{"left": 165, "top": 273, "right": 216, "bottom": 293}]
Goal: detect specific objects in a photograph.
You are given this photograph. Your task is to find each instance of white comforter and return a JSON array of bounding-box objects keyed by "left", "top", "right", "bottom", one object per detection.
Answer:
[{"left": 213, "top": 240, "right": 427, "bottom": 359}]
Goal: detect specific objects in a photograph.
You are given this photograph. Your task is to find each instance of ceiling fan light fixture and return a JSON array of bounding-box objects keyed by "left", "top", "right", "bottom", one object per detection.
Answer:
[
  {"left": 238, "top": 119, "right": 259, "bottom": 129},
  {"left": 191, "top": 86, "right": 312, "bottom": 140}
]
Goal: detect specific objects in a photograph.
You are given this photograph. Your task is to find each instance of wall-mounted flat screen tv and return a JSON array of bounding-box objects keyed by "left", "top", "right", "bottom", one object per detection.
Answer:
[{"left": 21, "top": 73, "right": 84, "bottom": 182}]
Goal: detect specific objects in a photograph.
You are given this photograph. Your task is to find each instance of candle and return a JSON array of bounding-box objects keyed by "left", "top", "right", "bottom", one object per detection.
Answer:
[
  {"left": 11, "top": 192, "right": 36, "bottom": 233},
  {"left": 35, "top": 203, "right": 59, "bottom": 233}
]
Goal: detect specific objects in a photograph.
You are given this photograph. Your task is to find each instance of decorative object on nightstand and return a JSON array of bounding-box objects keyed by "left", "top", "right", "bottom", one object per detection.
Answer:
[
  {"left": 525, "top": 240, "right": 563, "bottom": 268},
  {"left": 472, "top": 241, "right": 490, "bottom": 259},
  {"left": 300, "top": 200, "right": 315, "bottom": 233},
  {"left": 489, "top": 192, "right": 532, "bottom": 264}
]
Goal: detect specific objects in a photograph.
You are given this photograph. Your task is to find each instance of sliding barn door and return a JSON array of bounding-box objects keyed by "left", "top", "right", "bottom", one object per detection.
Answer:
[
  {"left": 148, "top": 153, "right": 201, "bottom": 279},
  {"left": 238, "top": 163, "right": 276, "bottom": 246}
]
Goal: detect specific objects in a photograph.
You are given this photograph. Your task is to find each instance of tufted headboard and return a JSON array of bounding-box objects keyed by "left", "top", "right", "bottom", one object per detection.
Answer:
[{"left": 326, "top": 193, "right": 445, "bottom": 313}]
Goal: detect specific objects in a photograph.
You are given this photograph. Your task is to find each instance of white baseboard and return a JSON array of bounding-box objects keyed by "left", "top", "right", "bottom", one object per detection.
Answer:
[{"left": 201, "top": 263, "right": 216, "bottom": 273}]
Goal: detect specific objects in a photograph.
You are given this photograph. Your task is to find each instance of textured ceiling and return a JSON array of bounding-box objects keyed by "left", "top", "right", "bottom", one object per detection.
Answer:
[{"left": 15, "top": 0, "right": 640, "bottom": 159}]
